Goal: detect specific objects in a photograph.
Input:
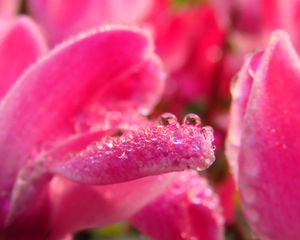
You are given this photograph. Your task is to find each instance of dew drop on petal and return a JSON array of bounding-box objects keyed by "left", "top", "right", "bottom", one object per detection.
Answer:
[
  {"left": 158, "top": 112, "right": 178, "bottom": 126},
  {"left": 183, "top": 113, "right": 202, "bottom": 127},
  {"left": 171, "top": 134, "right": 184, "bottom": 145}
]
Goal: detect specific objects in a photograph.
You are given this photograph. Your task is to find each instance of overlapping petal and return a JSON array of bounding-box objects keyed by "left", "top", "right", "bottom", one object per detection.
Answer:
[
  {"left": 51, "top": 120, "right": 215, "bottom": 184},
  {"left": 6, "top": 113, "right": 215, "bottom": 239},
  {"left": 131, "top": 171, "right": 224, "bottom": 240},
  {"left": 227, "top": 31, "right": 300, "bottom": 239},
  {"left": 47, "top": 174, "right": 176, "bottom": 239},
  {"left": 0, "top": 26, "right": 164, "bottom": 229}
]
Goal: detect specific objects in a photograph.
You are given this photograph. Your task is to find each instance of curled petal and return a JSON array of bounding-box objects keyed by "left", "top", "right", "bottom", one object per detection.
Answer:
[
  {"left": 229, "top": 31, "right": 300, "bottom": 239},
  {"left": 131, "top": 171, "right": 224, "bottom": 240},
  {"left": 51, "top": 117, "right": 215, "bottom": 184},
  {"left": 226, "top": 50, "right": 263, "bottom": 180},
  {"left": 0, "top": 26, "right": 164, "bottom": 227},
  {"left": 0, "top": 17, "right": 47, "bottom": 100}
]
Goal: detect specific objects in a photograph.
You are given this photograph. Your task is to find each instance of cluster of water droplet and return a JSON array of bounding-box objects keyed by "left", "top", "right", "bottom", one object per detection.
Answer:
[
  {"left": 72, "top": 104, "right": 147, "bottom": 135},
  {"left": 55, "top": 113, "right": 215, "bottom": 184}
]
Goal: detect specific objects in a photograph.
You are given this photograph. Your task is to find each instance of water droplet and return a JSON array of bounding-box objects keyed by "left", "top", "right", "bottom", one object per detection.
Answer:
[
  {"left": 73, "top": 113, "right": 90, "bottom": 133},
  {"left": 119, "top": 152, "right": 127, "bottom": 160},
  {"left": 159, "top": 112, "right": 178, "bottom": 126},
  {"left": 248, "top": 68, "right": 255, "bottom": 79},
  {"left": 196, "top": 167, "right": 202, "bottom": 172},
  {"left": 193, "top": 144, "right": 200, "bottom": 152},
  {"left": 183, "top": 113, "right": 201, "bottom": 127},
  {"left": 171, "top": 135, "right": 183, "bottom": 145},
  {"left": 188, "top": 191, "right": 203, "bottom": 205},
  {"left": 103, "top": 138, "right": 114, "bottom": 148}
]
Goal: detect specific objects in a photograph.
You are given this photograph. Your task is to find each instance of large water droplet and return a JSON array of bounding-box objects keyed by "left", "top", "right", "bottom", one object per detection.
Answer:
[
  {"left": 159, "top": 112, "right": 178, "bottom": 126},
  {"left": 183, "top": 113, "right": 201, "bottom": 127}
]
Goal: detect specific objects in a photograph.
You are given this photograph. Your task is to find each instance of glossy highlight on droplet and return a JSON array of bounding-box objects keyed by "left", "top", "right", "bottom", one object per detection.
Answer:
[
  {"left": 158, "top": 112, "right": 178, "bottom": 126},
  {"left": 183, "top": 113, "right": 202, "bottom": 127}
]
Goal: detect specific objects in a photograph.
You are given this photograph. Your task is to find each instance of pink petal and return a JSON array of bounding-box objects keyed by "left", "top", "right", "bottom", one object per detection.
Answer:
[
  {"left": 149, "top": 6, "right": 197, "bottom": 72},
  {"left": 0, "top": 26, "right": 164, "bottom": 227},
  {"left": 226, "top": 50, "right": 263, "bottom": 180},
  {"left": 131, "top": 171, "right": 224, "bottom": 240},
  {"left": 213, "top": 0, "right": 263, "bottom": 33},
  {"left": 0, "top": 0, "right": 19, "bottom": 17},
  {"left": 5, "top": 121, "right": 178, "bottom": 239},
  {"left": 230, "top": 31, "right": 300, "bottom": 239},
  {"left": 216, "top": 175, "right": 235, "bottom": 225},
  {"left": 47, "top": 173, "right": 176, "bottom": 239},
  {"left": 0, "top": 17, "right": 47, "bottom": 99},
  {"left": 6, "top": 113, "right": 214, "bottom": 227},
  {"left": 50, "top": 118, "right": 215, "bottom": 184},
  {"left": 213, "top": 0, "right": 300, "bottom": 53},
  {"left": 28, "top": 0, "right": 154, "bottom": 44},
  {"left": 153, "top": 4, "right": 225, "bottom": 113}
]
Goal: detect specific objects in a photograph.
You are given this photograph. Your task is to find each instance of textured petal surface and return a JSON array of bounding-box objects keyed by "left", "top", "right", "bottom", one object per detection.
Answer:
[
  {"left": 28, "top": 0, "right": 154, "bottom": 44},
  {"left": 230, "top": 31, "right": 300, "bottom": 239},
  {"left": 131, "top": 171, "right": 224, "bottom": 240},
  {"left": 51, "top": 120, "right": 215, "bottom": 184},
  {"left": 6, "top": 113, "right": 215, "bottom": 239},
  {"left": 0, "top": 26, "right": 164, "bottom": 227},
  {"left": 0, "top": 17, "right": 47, "bottom": 99}
]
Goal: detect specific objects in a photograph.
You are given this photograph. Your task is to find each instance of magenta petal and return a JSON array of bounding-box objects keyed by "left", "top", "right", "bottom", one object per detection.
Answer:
[
  {"left": 0, "top": 0, "right": 19, "bottom": 17},
  {"left": 28, "top": 0, "right": 154, "bottom": 44},
  {"left": 216, "top": 176, "right": 235, "bottom": 225},
  {"left": 230, "top": 31, "right": 300, "bottom": 239},
  {"left": 51, "top": 120, "right": 215, "bottom": 184},
  {"left": 131, "top": 171, "right": 224, "bottom": 240},
  {"left": 226, "top": 50, "right": 263, "bottom": 180},
  {"left": 0, "top": 17, "right": 47, "bottom": 99},
  {"left": 0, "top": 26, "right": 164, "bottom": 226},
  {"left": 47, "top": 173, "right": 175, "bottom": 239}
]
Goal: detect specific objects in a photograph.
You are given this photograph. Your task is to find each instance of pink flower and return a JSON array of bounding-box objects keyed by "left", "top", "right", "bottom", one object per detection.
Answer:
[
  {"left": 0, "top": 16, "right": 218, "bottom": 239},
  {"left": 227, "top": 31, "right": 300, "bottom": 239},
  {"left": 26, "top": 0, "right": 227, "bottom": 113}
]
